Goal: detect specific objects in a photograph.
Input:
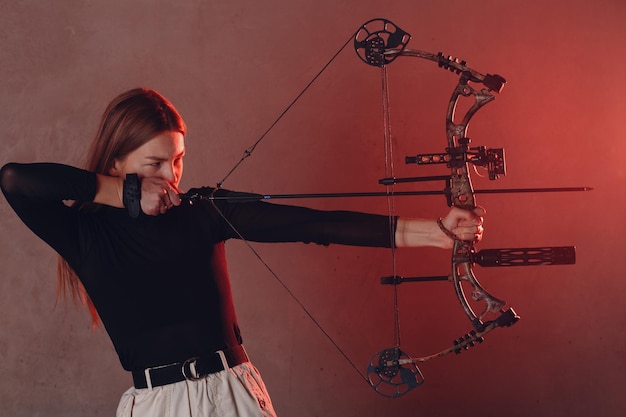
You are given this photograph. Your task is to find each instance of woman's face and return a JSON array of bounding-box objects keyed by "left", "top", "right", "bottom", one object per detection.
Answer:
[{"left": 109, "top": 131, "right": 185, "bottom": 187}]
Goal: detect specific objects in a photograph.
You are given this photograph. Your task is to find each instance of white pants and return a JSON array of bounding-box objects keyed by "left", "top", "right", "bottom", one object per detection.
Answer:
[{"left": 116, "top": 362, "right": 277, "bottom": 417}]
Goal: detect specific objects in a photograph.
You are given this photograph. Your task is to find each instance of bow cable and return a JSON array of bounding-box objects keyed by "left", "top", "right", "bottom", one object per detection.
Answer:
[{"left": 380, "top": 64, "right": 402, "bottom": 351}]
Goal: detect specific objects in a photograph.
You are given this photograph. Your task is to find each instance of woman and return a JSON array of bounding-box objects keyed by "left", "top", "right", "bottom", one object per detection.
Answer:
[{"left": 0, "top": 88, "right": 484, "bottom": 417}]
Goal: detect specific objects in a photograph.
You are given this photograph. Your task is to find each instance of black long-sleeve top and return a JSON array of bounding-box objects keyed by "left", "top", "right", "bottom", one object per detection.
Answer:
[{"left": 0, "top": 163, "right": 394, "bottom": 372}]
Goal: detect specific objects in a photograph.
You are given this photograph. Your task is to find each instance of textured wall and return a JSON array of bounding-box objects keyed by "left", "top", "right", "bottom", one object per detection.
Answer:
[{"left": 0, "top": 1, "right": 624, "bottom": 416}]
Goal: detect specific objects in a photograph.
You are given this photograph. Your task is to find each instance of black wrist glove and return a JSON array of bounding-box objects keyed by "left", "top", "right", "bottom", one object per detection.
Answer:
[{"left": 123, "top": 173, "right": 141, "bottom": 218}]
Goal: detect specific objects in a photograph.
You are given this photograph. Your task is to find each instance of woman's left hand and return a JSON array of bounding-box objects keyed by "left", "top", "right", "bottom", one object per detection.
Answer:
[{"left": 440, "top": 206, "right": 486, "bottom": 243}]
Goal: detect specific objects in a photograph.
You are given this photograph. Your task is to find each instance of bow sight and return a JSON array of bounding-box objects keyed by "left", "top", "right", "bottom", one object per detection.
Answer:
[{"left": 406, "top": 139, "right": 506, "bottom": 181}]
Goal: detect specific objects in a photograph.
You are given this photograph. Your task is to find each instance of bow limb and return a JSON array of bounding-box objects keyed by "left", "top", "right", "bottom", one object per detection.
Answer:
[{"left": 394, "top": 307, "right": 520, "bottom": 365}]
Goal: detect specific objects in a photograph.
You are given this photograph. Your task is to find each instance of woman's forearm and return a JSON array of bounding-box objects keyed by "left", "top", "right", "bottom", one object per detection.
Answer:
[
  {"left": 395, "top": 217, "right": 452, "bottom": 249},
  {"left": 94, "top": 174, "right": 124, "bottom": 208}
]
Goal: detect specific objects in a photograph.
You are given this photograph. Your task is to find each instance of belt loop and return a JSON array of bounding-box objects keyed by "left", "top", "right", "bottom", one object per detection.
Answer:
[
  {"left": 182, "top": 357, "right": 201, "bottom": 381},
  {"left": 216, "top": 350, "right": 229, "bottom": 369},
  {"left": 144, "top": 368, "right": 153, "bottom": 391},
  {"left": 189, "top": 360, "right": 198, "bottom": 377}
]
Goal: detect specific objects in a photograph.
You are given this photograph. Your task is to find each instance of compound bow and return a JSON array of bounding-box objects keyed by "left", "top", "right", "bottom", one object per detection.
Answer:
[
  {"left": 354, "top": 18, "right": 582, "bottom": 397},
  {"left": 184, "top": 18, "right": 585, "bottom": 398}
]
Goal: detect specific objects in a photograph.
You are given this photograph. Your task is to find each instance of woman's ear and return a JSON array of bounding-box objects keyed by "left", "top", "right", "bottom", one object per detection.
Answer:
[{"left": 109, "top": 159, "right": 122, "bottom": 177}]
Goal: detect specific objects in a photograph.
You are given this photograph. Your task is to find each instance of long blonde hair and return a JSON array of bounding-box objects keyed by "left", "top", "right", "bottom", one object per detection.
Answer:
[{"left": 57, "top": 88, "right": 187, "bottom": 326}]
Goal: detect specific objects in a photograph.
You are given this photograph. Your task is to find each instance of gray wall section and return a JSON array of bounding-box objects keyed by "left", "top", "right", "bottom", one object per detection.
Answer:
[{"left": 1, "top": 1, "right": 624, "bottom": 416}]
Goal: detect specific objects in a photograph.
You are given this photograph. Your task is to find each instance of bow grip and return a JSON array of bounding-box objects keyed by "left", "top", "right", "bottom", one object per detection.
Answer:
[{"left": 447, "top": 174, "right": 476, "bottom": 210}]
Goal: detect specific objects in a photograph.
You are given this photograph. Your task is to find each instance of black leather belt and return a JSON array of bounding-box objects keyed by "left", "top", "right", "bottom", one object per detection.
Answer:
[{"left": 132, "top": 345, "right": 249, "bottom": 389}]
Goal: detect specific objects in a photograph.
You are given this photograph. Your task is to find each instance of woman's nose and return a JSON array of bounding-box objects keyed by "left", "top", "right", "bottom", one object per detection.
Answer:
[{"left": 162, "top": 164, "right": 176, "bottom": 182}]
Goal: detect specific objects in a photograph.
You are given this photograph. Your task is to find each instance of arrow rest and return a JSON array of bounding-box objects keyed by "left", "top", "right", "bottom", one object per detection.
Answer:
[{"left": 366, "top": 347, "right": 424, "bottom": 398}]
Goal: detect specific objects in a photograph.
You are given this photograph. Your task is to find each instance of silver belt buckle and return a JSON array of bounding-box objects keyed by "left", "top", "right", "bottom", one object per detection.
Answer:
[{"left": 182, "top": 357, "right": 202, "bottom": 381}]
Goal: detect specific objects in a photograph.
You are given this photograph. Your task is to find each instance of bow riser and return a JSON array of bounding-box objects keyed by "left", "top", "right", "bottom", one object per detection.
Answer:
[{"left": 446, "top": 82, "right": 497, "bottom": 144}]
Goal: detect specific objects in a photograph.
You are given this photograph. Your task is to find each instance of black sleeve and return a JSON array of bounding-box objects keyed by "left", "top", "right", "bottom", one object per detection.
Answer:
[
  {"left": 191, "top": 187, "right": 396, "bottom": 248},
  {"left": 0, "top": 163, "right": 98, "bottom": 265}
]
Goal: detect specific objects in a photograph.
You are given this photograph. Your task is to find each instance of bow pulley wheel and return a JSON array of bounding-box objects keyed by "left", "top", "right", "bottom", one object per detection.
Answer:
[
  {"left": 366, "top": 347, "right": 424, "bottom": 398},
  {"left": 354, "top": 18, "right": 411, "bottom": 67}
]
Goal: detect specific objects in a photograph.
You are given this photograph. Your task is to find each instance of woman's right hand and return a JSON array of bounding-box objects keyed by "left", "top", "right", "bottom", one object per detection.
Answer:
[{"left": 140, "top": 177, "right": 182, "bottom": 216}]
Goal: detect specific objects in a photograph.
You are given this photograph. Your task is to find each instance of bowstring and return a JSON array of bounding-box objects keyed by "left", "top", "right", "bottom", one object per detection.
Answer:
[
  {"left": 217, "top": 34, "right": 354, "bottom": 188},
  {"left": 211, "top": 29, "right": 371, "bottom": 384},
  {"left": 209, "top": 195, "right": 369, "bottom": 383}
]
